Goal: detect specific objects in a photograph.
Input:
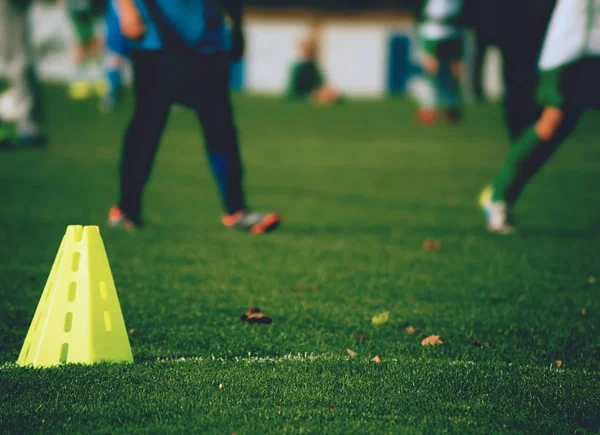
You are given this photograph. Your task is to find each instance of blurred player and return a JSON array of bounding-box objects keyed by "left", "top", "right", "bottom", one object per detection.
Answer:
[
  {"left": 287, "top": 35, "right": 340, "bottom": 105},
  {"left": 100, "top": 0, "right": 129, "bottom": 112},
  {"left": 416, "top": 0, "right": 464, "bottom": 124},
  {"left": 0, "top": 0, "right": 46, "bottom": 148},
  {"left": 66, "top": 0, "right": 106, "bottom": 100},
  {"left": 108, "top": 0, "right": 281, "bottom": 233},
  {"left": 481, "top": 0, "right": 600, "bottom": 234}
]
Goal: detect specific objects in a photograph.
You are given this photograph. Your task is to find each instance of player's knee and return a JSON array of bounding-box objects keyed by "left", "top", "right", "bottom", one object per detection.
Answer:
[
  {"left": 535, "top": 108, "right": 564, "bottom": 141},
  {"left": 450, "top": 61, "right": 463, "bottom": 79},
  {"left": 422, "top": 55, "right": 439, "bottom": 74}
]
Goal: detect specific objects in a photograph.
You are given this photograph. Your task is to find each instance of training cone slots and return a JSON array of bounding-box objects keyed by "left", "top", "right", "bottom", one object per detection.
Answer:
[{"left": 17, "top": 225, "right": 133, "bottom": 367}]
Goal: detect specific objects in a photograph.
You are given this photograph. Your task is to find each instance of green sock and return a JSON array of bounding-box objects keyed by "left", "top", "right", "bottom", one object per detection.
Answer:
[{"left": 492, "top": 126, "right": 542, "bottom": 202}]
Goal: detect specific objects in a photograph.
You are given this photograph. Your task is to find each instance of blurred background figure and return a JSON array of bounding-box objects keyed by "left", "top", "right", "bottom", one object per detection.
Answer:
[
  {"left": 66, "top": 0, "right": 106, "bottom": 100},
  {"left": 0, "top": 0, "right": 46, "bottom": 148},
  {"left": 100, "top": 0, "right": 130, "bottom": 112},
  {"left": 286, "top": 34, "right": 340, "bottom": 105},
  {"left": 480, "top": 0, "right": 600, "bottom": 234},
  {"left": 415, "top": 0, "right": 464, "bottom": 125}
]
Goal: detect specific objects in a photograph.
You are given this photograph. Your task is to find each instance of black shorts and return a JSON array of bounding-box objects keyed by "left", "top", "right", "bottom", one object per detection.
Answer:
[{"left": 537, "top": 57, "right": 600, "bottom": 111}]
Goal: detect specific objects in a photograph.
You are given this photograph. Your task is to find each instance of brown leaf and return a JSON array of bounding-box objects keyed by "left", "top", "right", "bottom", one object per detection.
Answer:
[
  {"left": 421, "top": 335, "right": 443, "bottom": 346},
  {"left": 353, "top": 333, "right": 366, "bottom": 342},
  {"left": 405, "top": 325, "right": 418, "bottom": 335},
  {"left": 422, "top": 239, "right": 442, "bottom": 251},
  {"left": 556, "top": 360, "right": 563, "bottom": 368},
  {"left": 370, "top": 355, "right": 382, "bottom": 364},
  {"left": 470, "top": 340, "right": 492, "bottom": 348},
  {"left": 582, "top": 307, "right": 587, "bottom": 316},
  {"left": 328, "top": 404, "right": 334, "bottom": 410},
  {"left": 241, "top": 307, "right": 272, "bottom": 324},
  {"left": 347, "top": 349, "right": 357, "bottom": 358},
  {"left": 587, "top": 275, "right": 596, "bottom": 284}
]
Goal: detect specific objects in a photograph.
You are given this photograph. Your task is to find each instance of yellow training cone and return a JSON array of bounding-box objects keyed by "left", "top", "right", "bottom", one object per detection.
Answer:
[{"left": 17, "top": 225, "right": 133, "bottom": 367}]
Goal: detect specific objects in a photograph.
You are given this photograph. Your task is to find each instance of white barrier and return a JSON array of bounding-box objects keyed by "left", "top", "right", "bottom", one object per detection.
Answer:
[
  {"left": 245, "top": 21, "right": 310, "bottom": 93},
  {"left": 0, "top": 4, "right": 504, "bottom": 100}
]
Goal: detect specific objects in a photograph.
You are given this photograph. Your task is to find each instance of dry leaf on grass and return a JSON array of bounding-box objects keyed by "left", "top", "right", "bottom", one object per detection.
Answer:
[
  {"left": 128, "top": 328, "right": 142, "bottom": 336},
  {"left": 422, "top": 239, "right": 442, "bottom": 251},
  {"left": 587, "top": 275, "right": 596, "bottom": 284},
  {"left": 347, "top": 349, "right": 357, "bottom": 358},
  {"left": 354, "top": 334, "right": 366, "bottom": 342},
  {"left": 372, "top": 311, "right": 390, "bottom": 325},
  {"left": 556, "top": 360, "right": 563, "bottom": 368},
  {"left": 240, "top": 307, "right": 272, "bottom": 324},
  {"left": 421, "top": 335, "right": 443, "bottom": 346},
  {"left": 582, "top": 307, "right": 587, "bottom": 316},
  {"left": 405, "top": 326, "right": 418, "bottom": 335},
  {"left": 218, "top": 383, "right": 223, "bottom": 389},
  {"left": 370, "top": 355, "right": 382, "bottom": 364},
  {"left": 328, "top": 405, "right": 334, "bottom": 410},
  {"left": 471, "top": 340, "right": 492, "bottom": 348}
]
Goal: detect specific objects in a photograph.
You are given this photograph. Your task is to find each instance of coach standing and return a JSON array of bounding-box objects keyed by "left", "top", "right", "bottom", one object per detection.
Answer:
[{"left": 108, "top": 0, "right": 281, "bottom": 233}]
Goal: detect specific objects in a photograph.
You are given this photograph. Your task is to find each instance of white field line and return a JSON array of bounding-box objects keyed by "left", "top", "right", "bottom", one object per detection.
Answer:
[
  {"left": 0, "top": 353, "right": 448, "bottom": 370},
  {"left": 1, "top": 354, "right": 595, "bottom": 373}
]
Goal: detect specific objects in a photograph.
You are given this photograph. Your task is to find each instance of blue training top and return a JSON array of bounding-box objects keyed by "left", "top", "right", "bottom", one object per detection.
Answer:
[{"left": 132, "top": 0, "right": 228, "bottom": 53}]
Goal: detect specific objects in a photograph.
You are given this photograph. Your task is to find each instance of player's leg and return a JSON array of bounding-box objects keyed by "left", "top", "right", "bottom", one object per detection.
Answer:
[
  {"left": 483, "top": 62, "right": 587, "bottom": 233},
  {"left": 417, "top": 39, "right": 440, "bottom": 124},
  {"left": 439, "top": 36, "right": 463, "bottom": 123},
  {"left": 439, "top": 57, "right": 463, "bottom": 123},
  {"left": 101, "top": 51, "right": 125, "bottom": 112},
  {"left": 504, "top": 108, "right": 581, "bottom": 204},
  {"left": 492, "top": 107, "right": 580, "bottom": 201},
  {"left": 483, "top": 107, "right": 581, "bottom": 234},
  {"left": 0, "top": 0, "right": 45, "bottom": 147},
  {"left": 497, "top": 0, "right": 555, "bottom": 141},
  {"left": 190, "top": 53, "right": 280, "bottom": 233},
  {"left": 68, "top": 11, "right": 95, "bottom": 99},
  {"left": 110, "top": 51, "right": 178, "bottom": 228},
  {"left": 101, "top": 2, "right": 128, "bottom": 112}
]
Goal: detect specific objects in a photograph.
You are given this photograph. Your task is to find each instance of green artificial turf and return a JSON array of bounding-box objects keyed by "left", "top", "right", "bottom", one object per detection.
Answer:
[{"left": 0, "top": 87, "right": 599, "bottom": 433}]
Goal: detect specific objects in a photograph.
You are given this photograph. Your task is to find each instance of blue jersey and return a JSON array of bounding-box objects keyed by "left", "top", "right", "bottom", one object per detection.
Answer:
[{"left": 133, "top": 0, "right": 227, "bottom": 53}]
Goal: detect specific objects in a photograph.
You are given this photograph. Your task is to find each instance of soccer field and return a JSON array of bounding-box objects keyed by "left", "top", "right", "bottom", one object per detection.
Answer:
[{"left": 0, "top": 87, "right": 599, "bottom": 433}]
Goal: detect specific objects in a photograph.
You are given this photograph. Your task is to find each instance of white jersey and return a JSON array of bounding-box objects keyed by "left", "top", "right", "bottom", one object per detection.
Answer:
[
  {"left": 539, "top": 0, "right": 600, "bottom": 71},
  {"left": 418, "top": 0, "right": 463, "bottom": 41}
]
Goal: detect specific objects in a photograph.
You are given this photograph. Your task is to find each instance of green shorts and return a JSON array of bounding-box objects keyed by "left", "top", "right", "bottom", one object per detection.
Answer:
[
  {"left": 421, "top": 36, "right": 463, "bottom": 61},
  {"left": 537, "top": 57, "right": 600, "bottom": 111}
]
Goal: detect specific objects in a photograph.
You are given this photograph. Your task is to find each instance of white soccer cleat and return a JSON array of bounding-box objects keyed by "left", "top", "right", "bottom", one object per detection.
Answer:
[
  {"left": 484, "top": 200, "right": 516, "bottom": 235},
  {"left": 480, "top": 187, "right": 516, "bottom": 235}
]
